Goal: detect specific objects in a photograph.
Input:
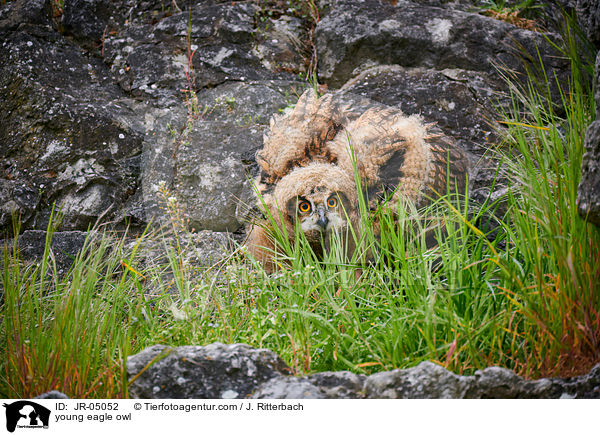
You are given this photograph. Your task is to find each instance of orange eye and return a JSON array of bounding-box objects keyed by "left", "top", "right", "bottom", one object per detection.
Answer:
[
  {"left": 298, "top": 201, "right": 311, "bottom": 213},
  {"left": 327, "top": 197, "right": 337, "bottom": 208}
]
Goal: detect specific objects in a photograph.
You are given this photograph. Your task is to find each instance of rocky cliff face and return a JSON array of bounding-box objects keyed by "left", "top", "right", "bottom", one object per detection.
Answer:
[
  {"left": 0, "top": 0, "right": 587, "bottom": 238},
  {"left": 0, "top": 0, "right": 301, "bottom": 234}
]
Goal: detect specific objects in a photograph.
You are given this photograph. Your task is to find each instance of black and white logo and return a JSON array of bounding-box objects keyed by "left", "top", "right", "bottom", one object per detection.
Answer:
[{"left": 3, "top": 401, "right": 51, "bottom": 433}]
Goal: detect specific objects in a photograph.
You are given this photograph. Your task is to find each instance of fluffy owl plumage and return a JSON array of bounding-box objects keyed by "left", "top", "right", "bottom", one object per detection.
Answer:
[{"left": 246, "top": 89, "right": 468, "bottom": 271}]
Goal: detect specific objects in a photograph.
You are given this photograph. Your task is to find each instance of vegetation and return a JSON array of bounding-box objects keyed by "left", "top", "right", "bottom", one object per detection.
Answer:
[
  {"left": 1, "top": 10, "right": 599, "bottom": 398},
  {"left": 476, "top": 0, "right": 547, "bottom": 31}
]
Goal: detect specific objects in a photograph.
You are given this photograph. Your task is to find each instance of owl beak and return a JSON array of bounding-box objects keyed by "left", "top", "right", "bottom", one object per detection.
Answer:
[{"left": 316, "top": 208, "right": 328, "bottom": 231}]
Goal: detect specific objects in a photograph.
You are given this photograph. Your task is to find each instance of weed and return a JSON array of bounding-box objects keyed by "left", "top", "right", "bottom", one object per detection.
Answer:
[{"left": 477, "top": 0, "right": 545, "bottom": 30}]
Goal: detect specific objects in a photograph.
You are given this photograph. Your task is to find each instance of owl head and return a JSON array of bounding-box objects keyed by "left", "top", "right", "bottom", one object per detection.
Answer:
[{"left": 265, "top": 162, "right": 360, "bottom": 254}]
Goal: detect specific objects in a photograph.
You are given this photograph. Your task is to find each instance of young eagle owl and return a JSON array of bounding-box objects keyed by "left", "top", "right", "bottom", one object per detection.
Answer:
[{"left": 245, "top": 89, "right": 468, "bottom": 271}]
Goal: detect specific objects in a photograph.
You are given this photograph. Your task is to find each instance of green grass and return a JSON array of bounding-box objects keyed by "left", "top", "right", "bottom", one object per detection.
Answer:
[
  {"left": 1, "top": 12, "right": 599, "bottom": 398},
  {"left": 490, "top": 17, "right": 600, "bottom": 376},
  {"left": 476, "top": 0, "right": 544, "bottom": 17}
]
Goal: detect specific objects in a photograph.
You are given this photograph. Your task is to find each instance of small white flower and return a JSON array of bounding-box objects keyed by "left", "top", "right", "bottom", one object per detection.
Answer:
[{"left": 169, "top": 304, "right": 188, "bottom": 321}]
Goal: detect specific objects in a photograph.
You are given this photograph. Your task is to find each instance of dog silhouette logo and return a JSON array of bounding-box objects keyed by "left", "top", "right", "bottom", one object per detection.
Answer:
[{"left": 3, "top": 401, "right": 51, "bottom": 432}]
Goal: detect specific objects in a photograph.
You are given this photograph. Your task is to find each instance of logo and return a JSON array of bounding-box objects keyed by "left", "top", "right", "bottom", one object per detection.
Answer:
[{"left": 3, "top": 401, "right": 51, "bottom": 433}]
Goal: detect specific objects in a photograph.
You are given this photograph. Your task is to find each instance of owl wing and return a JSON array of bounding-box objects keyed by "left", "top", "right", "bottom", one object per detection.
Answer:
[
  {"left": 256, "top": 89, "right": 342, "bottom": 185},
  {"left": 419, "top": 125, "right": 469, "bottom": 204},
  {"left": 325, "top": 105, "right": 468, "bottom": 209}
]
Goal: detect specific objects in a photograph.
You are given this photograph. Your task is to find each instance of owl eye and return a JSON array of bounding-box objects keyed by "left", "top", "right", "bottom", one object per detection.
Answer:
[
  {"left": 327, "top": 197, "right": 338, "bottom": 208},
  {"left": 298, "top": 200, "right": 311, "bottom": 213}
]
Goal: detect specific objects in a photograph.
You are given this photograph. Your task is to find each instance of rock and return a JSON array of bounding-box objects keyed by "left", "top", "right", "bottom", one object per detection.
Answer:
[
  {"left": 126, "top": 229, "right": 233, "bottom": 271},
  {"left": 0, "top": 0, "right": 307, "bottom": 237},
  {"left": 251, "top": 376, "right": 327, "bottom": 399},
  {"left": 140, "top": 81, "right": 305, "bottom": 231},
  {"left": 128, "top": 344, "right": 600, "bottom": 398},
  {"left": 11, "top": 230, "right": 88, "bottom": 274},
  {"left": 138, "top": 105, "right": 187, "bottom": 228},
  {"left": 0, "top": 24, "right": 144, "bottom": 232},
  {"left": 253, "top": 15, "right": 309, "bottom": 74},
  {"left": 553, "top": 363, "right": 600, "bottom": 398},
  {"left": 466, "top": 366, "right": 555, "bottom": 398},
  {"left": 102, "top": 1, "right": 291, "bottom": 100},
  {"left": 0, "top": 0, "right": 53, "bottom": 31},
  {"left": 338, "top": 65, "right": 498, "bottom": 155},
  {"left": 365, "top": 361, "right": 468, "bottom": 398},
  {"left": 181, "top": 230, "right": 233, "bottom": 265},
  {"left": 98, "top": 1, "right": 308, "bottom": 232},
  {"left": 62, "top": 0, "right": 112, "bottom": 42},
  {"left": 252, "top": 371, "right": 367, "bottom": 399},
  {"left": 578, "top": 120, "right": 600, "bottom": 226},
  {"left": 578, "top": 52, "right": 600, "bottom": 226},
  {"left": 126, "top": 343, "right": 291, "bottom": 399},
  {"left": 174, "top": 121, "right": 260, "bottom": 232},
  {"left": 305, "top": 371, "right": 367, "bottom": 398},
  {"left": 3, "top": 0, "right": 561, "bottom": 237},
  {"left": 193, "top": 81, "right": 302, "bottom": 126},
  {"left": 34, "top": 390, "right": 70, "bottom": 399},
  {"left": 577, "top": 0, "right": 600, "bottom": 48},
  {"left": 316, "top": 0, "right": 569, "bottom": 95},
  {"left": 364, "top": 362, "right": 580, "bottom": 398}
]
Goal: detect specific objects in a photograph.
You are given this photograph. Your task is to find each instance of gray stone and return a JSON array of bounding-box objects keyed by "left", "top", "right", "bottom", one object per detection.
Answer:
[
  {"left": 365, "top": 361, "right": 469, "bottom": 398},
  {"left": 95, "top": 2, "right": 307, "bottom": 233},
  {"left": 194, "top": 81, "right": 303, "bottom": 125},
  {"left": 34, "top": 390, "right": 70, "bottom": 399},
  {"left": 126, "top": 229, "right": 233, "bottom": 270},
  {"left": 338, "top": 65, "right": 498, "bottom": 155},
  {"left": 578, "top": 51, "right": 600, "bottom": 226},
  {"left": 364, "top": 362, "right": 569, "bottom": 399},
  {"left": 0, "top": 25, "right": 144, "bottom": 232},
  {"left": 102, "top": 1, "right": 292, "bottom": 100},
  {"left": 316, "top": 0, "right": 569, "bottom": 94},
  {"left": 7, "top": 230, "right": 88, "bottom": 274},
  {"left": 578, "top": 120, "right": 600, "bottom": 226},
  {"left": 3, "top": 0, "right": 554, "bottom": 237},
  {"left": 253, "top": 15, "right": 309, "bottom": 74},
  {"left": 174, "top": 121, "right": 260, "bottom": 232},
  {"left": 127, "top": 343, "right": 291, "bottom": 399},
  {"left": 140, "top": 81, "right": 305, "bottom": 231},
  {"left": 138, "top": 105, "right": 188, "bottom": 229},
  {"left": 62, "top": 0, "right": 111, "bottom": 42},
  {"left": 466, "top": 366, "right": 555, "bottom": 398},
  {"left": 553, "top": 363, "right": 600, "bottom": 398},
  {"left": 577, "top": 0, "right": 600, "bottom": 48},
  {"left": 127, "top": 344, "right": 600, "bottom": 398},
  {"left": 251, "top": 376, "right": 327, "bottom": 399},
  {"left": 252, "top": 370, "right": 367, "bottom": 399},
  {"left": 0, "top": 0, "right": 52, "bottom": 31},
  {"left": 306, "top": 371, "right": 367, "bottom": 398}
]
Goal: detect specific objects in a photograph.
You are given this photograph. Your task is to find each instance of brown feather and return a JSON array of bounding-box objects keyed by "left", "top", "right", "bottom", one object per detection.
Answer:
[{"left": 246, "top": 89, "right": 469, "bottom": 271}]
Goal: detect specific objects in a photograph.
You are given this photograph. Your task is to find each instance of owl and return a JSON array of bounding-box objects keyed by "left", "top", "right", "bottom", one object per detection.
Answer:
[{"left": 245, "top": 89, "right": 468, "bottom": 271}]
